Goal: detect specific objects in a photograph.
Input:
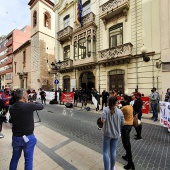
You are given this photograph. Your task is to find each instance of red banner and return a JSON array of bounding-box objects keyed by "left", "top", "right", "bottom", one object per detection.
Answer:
[
  {"left": 141, "top": 97, "right": 150, "bottom": 114},
  {"left": 117, "top": 96, "right": 150, "bottom": 114},
  {"left": 61, "top": 92, "right": 74, "bottom": 103}
]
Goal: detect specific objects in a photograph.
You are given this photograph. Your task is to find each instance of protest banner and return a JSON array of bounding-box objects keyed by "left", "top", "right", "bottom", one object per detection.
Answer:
[
  {"left": 159, "top": 101, "right": 168, "bottom": 127},
  {"left": 61, "top": 92, "right": 74, "bottom": 103}
]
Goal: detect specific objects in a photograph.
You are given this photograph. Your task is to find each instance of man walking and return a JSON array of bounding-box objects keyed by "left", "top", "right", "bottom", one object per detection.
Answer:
[
  {"left": 9, "top": 89, "right": 44, "bottom": 170},
  {"left": 101, "top": 89, "right": 109, "bottom": 110},
  {"left": 39, "top": 89, "right": 46, "bottom": 104}
]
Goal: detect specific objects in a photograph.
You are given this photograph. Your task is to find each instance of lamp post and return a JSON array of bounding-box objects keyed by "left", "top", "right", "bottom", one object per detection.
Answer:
[{"left": 49, "top": 60, "right": 62, "bottom": 103}]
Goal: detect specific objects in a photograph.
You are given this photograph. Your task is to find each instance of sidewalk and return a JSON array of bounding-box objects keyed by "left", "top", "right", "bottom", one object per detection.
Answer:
[{"left": 0, "top": 122, "right": 124, "bottom": 170}]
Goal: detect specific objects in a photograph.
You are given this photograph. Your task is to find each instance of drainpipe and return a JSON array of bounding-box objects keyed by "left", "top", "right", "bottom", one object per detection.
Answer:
[{"left": 135, "top": 0, "right": 138, "bottom": 92}]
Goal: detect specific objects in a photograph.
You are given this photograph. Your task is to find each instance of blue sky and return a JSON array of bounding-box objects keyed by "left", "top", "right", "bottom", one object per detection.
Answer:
[{"left": 0, "top": 0, "right": 55, "bottom": 36}]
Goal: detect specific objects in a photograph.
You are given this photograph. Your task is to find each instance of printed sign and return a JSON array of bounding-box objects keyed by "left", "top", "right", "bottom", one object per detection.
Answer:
[
  {"left": 141, "top": 97, "right": 150, "bottom": 114},
  {"left": 61, "top": 92, "right": 74, "bottom": 103},
  {"left": 159, "top": 102, "right": 168, "bottom": 127}
]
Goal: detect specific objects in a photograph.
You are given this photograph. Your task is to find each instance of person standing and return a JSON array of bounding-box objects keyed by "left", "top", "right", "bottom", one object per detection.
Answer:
[
  {"left": 121, "top": 95, "right": 135, "bottom": 170},
  {"left": 39, "top": 89, "right": 46, "bottom": 104},
  {"left": 149, "top": 87, "right": 159, "bottom": 121},
  {"left": 9, "top": 89, "right": 44, "bottom": 170},
  {"left": 165, "top": 88, "right": 170, "bottom": 102},
  {"left": 101, "top": 96, "right": 124, "bottom": 170},
  {"left": 133, "top": 92, "right": 143, "bottom": 140},
  {"left": 101, "top": 89, "right": 109, "bottom": 110}
]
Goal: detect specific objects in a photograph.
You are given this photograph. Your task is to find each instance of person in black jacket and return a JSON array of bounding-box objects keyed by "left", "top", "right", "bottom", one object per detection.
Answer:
[
  {"left": 101, "top": 89, "right": 109, "bottom": 110},
  {"left": 9, "top": 88, "right": 44, "bottom": 170},
  {"left": 133, "top": 92, "right": 143, "bottom": 140}
]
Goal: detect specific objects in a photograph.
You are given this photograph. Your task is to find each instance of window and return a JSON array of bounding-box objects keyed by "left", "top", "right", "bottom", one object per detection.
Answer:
[
  {"left": 109, "top": 23, "right": 123, "bottom": 48},
  {"left": 63, "top": 15, "right": 70, "bottom": 28},
  {"left": 23, "top": 51, "right": 26, "bottom": 66},
  {"left": 74, "top": 42, "right": 78, "bottom": 60},
  {"left": 63, "top": 76, "right": 70, "bottom": 92},
  {"left": 44, "top": 12, "right": 51, "bottom": 29},
  {"left": 33, "top": 11, "right": 37, "bottom": 27},
  {"left": 93, "top": 36, "right": 96, "bottom": 55},
  {"left": 78, "top": 38, "right": 86, "bottom": 59},
  {"left": 82, "top": 0, "right": 91, "bottom": 17},
  {"left": 87, "top": 36, "right": 91, "bottom": 57},
  {"left": 63, "top": 45, "right": 70, "bottom": 60}
]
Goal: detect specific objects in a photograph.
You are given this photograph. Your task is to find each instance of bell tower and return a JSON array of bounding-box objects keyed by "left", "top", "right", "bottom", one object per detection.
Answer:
[{"left": 28, "top": 0, "right": 55, "bottom": 91}]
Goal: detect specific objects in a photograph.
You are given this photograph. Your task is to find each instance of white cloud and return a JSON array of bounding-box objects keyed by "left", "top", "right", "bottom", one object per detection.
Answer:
[{"left": 0, "top": 0, "right": 30, "bottom": 36}]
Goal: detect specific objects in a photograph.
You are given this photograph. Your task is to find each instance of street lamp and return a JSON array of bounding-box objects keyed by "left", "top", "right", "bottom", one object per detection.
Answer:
[
  {"left": 48, "top": 60, "right": 62, "bottom": 103},
  {"left": 141, "top": 44, "right": 150, "bottom": 62}
]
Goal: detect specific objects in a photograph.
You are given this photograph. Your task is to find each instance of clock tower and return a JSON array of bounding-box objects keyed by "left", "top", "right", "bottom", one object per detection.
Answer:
[{"left": 28, "top": 0, "right": 55, "bottom": 91}]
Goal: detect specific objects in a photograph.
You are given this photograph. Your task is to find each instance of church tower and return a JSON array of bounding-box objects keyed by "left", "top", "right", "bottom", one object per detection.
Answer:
[{"left": 28, "top": 0, "right": 55, "bottom": 91}]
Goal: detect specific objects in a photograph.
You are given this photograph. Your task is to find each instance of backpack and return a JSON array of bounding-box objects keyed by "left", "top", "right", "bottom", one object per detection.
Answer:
[{"left": 86, "top": 107, "right": 90, "bottom": 111}]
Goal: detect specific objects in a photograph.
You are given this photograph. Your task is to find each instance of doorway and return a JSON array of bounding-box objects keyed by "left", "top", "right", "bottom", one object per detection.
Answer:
[
  {"left": 109, "top": 70, "right": 125, "bottom": 95},
  {"left": 80, "top": 71, "right": 95, "bottom": 100}
]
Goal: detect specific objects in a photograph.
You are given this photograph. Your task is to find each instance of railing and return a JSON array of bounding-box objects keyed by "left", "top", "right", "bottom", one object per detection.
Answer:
[
  {"left": 57, "top": 26, "right": 73, "bottom": 42},
  {"left": 0, "top": 68, "right": 13, "bottom": 75},
  {"left": 98, "top": 43, "right": 133, "bottom": 62},
  {"left": 6, "top": 39, "right": 12, "bottom": 47},
  {"left": 100, "top": 0, "right": 129, "bottom": 20},
  {"left": 60, "top": 59, "right": 73, "bottom": 69},
  {"left": 74, "top": 12, "right": 96, "bottom": 30},
  {"left": 73, "top": 55, "right": 96, "bottom": 66}
]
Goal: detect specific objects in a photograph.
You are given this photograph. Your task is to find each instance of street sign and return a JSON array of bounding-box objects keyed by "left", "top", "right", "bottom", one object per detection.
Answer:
[{"left": 54, "top": 79, "right": 59, "bottom": 85}]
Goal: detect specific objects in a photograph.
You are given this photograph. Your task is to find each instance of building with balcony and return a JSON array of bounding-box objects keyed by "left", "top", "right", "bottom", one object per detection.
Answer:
[
  {"left": 53, "top": 0, "right": 162, "bottom": 97},
  {"left": 28, "top": 0, "right": 55, "bottom": 91},
  {"left": 0, "top": 26, "right": 31, "bottom": 89}
]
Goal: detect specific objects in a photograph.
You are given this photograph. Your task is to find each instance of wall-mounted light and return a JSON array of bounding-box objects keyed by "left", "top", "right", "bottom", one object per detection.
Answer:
[{"left": 140, "top": 44, "right": 150, "bottom": 62}]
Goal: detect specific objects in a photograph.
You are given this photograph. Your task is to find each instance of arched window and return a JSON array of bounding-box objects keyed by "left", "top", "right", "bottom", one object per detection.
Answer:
[
  {"left": 33, "top": 11, "right": 37, "bottom": 27},
  {"left": 44, "top": 12, "right": 51, "bottom": 29}
]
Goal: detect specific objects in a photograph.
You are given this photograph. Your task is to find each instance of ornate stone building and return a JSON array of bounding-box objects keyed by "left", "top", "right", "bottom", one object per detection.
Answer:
[
  {"left": 53, "top": 0, "right": 161, "bottom": 97},
  {"left": 28, "top": 0, "right": 55, "bottom": 91}
]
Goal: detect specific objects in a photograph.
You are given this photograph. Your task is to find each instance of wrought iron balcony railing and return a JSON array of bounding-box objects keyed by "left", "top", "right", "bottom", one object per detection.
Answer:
[
  {"left": 98, "top": 43, "right": 133, "bottom": 62},
  {"left": 57, "top": 26, "right": 73, "bottom": 43},
  {"left": 100, "top": 0, "right": 130, "bottom": 21}
]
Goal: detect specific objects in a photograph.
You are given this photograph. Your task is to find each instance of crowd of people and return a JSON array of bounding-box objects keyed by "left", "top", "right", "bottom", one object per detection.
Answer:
[{"left": 0, "top": 86, "right": 170, "bottom": 170}]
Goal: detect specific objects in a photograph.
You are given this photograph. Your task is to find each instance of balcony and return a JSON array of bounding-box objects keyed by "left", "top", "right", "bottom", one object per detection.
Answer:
[
  {"left": 59, "top": 59, "right": 73, "bottom": 73},
  {"left": 98, "top": 43, "right": 133, "bottom": 65},
  {"left": 0, "top": 68, "right": 13, "bottom": 75},
  {"left": 0, "top": 58, "right": 12, "bottom": 68},
  {"left": 6, "top": 49, "right": 13, "bottom": 56},
  {"left": 57, "top": 26, "right": 73, "bottom": 44},
  {"left": 6, "top": 40, "right": 12, "bottom": 47},
  {"left": 73, "top": 55, "right": 97, "bottom": 70},
  {"left": 74, "top": 12, "right": 96, "bottom": 31},
  {"left": 100, "top": 0, "right": 130, "bottom": 22}
]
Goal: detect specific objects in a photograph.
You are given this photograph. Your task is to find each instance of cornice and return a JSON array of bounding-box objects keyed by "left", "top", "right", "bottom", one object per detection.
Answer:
[{"left": 53, "top": 1, "right": 75, "bottom": 14}]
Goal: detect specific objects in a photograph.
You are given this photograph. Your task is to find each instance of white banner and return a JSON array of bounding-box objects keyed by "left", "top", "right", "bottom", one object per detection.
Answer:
[
  {"left": 159, "top": 102, "right": 168, "bottom": 127},
  {"left": 37, "top": 91, "right": 59, "bottom": 101},
  {"left": 166, "top": 103, "right": 170, "bottom": 132}
]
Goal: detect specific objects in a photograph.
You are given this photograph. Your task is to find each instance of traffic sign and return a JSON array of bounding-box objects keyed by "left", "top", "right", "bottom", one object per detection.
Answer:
[{"left": 54, "top": 79, "right": 59, "bottom": 85}]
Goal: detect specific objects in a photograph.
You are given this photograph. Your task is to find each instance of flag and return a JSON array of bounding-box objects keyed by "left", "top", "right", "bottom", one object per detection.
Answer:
[{"left": 76, "top": 0, "right": 83, "bottom": 26}]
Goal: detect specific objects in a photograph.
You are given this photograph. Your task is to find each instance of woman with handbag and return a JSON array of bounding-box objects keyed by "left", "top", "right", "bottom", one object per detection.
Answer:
[
  {"left": 133, "top": 92, "right": 143, "bottom": 140},
  {"left": 101, "top": 96, "right": 124, "bottom": 170},
  {"left": 121, "top": 95, "right": 135, "bottom": 170}
]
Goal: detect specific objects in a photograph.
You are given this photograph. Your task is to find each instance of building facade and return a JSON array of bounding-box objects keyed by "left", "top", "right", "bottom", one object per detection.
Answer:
[
  {"left": 28, "top": 0, "right": 55, "bottom": 91},
  {"left": 0, "top": 26, "right": 31, "bottom": 89},
  {"left": 53, "top": 0, "right": 162, "bottom": 97},
  {"left": 13, "top": 40, "right": 31, "bottom": 89}
]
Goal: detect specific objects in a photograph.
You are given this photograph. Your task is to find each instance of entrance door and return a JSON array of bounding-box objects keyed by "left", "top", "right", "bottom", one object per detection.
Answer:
[
  {"left": 80, "top": 71, "right": 95, "bottom": 100},
  {"left": 109, "top": 74, "right": 124, "bottom": 94}
]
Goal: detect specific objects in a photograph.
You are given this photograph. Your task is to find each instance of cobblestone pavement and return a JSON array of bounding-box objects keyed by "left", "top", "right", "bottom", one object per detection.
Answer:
[{"left": 35, "top": 104, "right": 170, "bottom": 170}]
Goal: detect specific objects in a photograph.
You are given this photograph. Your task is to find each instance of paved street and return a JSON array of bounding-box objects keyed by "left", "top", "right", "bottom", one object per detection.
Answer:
[{"left": 36, "top": 103, "right": 170, "bottom": 170}]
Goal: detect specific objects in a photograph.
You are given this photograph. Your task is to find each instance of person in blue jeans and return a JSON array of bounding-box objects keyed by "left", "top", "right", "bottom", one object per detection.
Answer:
[
  {"left": 101, "top": 96, "right": 124, "bottom": 170},
  {"left": 150, "top": 88, "right": 159, "bottom": 121},
  {"left": 9, "top": 89, "right": 44, "bottom": 170}
]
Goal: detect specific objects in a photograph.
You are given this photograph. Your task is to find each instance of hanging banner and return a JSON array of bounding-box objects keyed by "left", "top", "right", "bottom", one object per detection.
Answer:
[
  {"left": 159, "top": 101, "right": 168, "bottom": 127},
  {"left": 166, "top": 103, "right": 170, "bottom": 132},
  {"left": 61, "top": 92, "right": 74, "bottom": 103}
]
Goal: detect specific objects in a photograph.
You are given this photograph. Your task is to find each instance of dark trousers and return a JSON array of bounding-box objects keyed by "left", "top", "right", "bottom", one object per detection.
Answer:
[
  {"left": 102, "top": 100, "right": 107, "bottom": 110},
  {"left": 135, "top": 113, "right": 142, "bottom": 138},
  {"left": 121, "top": 125, "right": 133, "bottom": 164}
]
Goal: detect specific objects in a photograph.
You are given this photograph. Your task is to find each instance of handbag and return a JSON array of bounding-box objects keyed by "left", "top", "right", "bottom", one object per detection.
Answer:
[{"left": 133, "top": 114, "right": 138, "bottom": 127}]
